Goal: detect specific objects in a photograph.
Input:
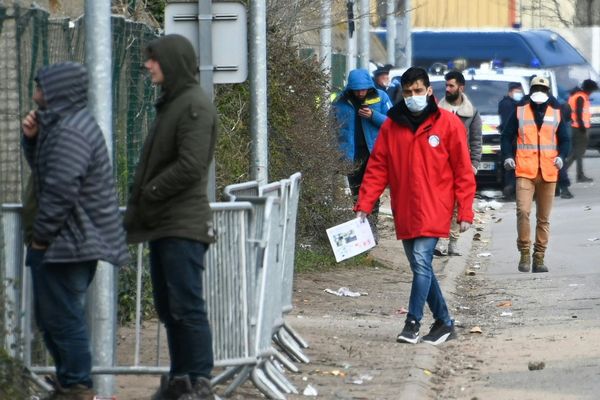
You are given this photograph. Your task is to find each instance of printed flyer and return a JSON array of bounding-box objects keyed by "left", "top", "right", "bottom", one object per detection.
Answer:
[{"left": 326, "top": 218, "right": 376, "bottom": 262}]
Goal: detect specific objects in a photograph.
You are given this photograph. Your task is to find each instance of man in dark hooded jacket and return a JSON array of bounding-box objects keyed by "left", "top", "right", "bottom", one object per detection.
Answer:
[
  {"left": 123, "top": 34, "right": 217, "bottom": 400},
  {"left": 21, "top": 62, "right": 129, "bottom": 399}
]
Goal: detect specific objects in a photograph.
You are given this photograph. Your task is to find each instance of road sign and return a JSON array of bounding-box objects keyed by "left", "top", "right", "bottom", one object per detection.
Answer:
[{"left": 165, "top": 2, "right": 248, "bottom": 84}]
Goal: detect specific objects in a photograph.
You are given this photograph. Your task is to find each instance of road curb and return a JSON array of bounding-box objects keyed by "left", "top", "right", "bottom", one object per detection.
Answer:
[{"left": 394, "top": 228, "right": 476, "bottom": 399}]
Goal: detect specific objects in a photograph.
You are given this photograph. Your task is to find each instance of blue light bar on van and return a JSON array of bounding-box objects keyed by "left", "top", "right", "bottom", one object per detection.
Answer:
[{"left": 491, "top": 59, "right": 504, "bottom": 69}]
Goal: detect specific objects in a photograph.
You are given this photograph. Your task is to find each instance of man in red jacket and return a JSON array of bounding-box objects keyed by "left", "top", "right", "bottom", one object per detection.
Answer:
[{"left": 355, "top": 67, "right": 476, "bottom": 345}]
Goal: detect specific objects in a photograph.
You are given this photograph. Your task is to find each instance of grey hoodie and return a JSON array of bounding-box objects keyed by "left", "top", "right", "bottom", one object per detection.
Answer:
[
  {"left": 22, "top": 62, "right": 129, "bottom": 266},
  {"left": 438, "top": 93, "right": 482, "bottom": 169}
]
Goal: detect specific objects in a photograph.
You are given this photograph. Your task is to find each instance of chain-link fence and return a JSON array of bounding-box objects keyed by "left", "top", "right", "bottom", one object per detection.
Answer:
[
  {"left": 0, "top": 5, "right": 159, "bottom": 395},
  {"left": 0, "top": 4, "right": 159, "bottom": 205}
]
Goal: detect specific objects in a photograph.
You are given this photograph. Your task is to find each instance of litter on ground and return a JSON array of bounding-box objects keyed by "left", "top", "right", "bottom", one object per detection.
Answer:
[
  {"left": 324, "top": 287, "right": 367, "bottom": 297},
  {"left": 303, "top": 384, "right": 318, "bottom": 396}
]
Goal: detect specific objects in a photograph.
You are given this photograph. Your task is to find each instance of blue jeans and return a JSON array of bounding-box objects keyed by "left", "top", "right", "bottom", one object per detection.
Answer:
[
  {"left": 149, "top": 238, "right": 214, "bottom": 381},
  {"left": 27, "top": 248, "right": 96, "bottom": 388},
  {"left": 402, "top": 238, "right": 452, "bottom": 326}
]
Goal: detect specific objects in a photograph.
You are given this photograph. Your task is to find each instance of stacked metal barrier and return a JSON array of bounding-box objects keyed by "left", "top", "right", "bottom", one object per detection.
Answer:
[
  {"left": 222, "top": 173, "right": 308, "bottom": 398},
  {"left": 0, "top": 174, "right": 304, "bottom": 399}
]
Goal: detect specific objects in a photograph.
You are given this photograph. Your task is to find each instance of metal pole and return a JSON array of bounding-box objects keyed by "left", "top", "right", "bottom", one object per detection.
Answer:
[
  {"left": 405, "top": 0, "right": 412, "bottom": 69},
  {"left": 386, "top": 0, "right": 396, "bottom": 65},
  {"left": 197, "top": 0, "right": 216, "bottom": 201},
  {"left": 346, "top": 1, "right": 357, "bottom": 76},
  {"left": 395, "top": 0, "right": 412, "bottom": 68},
  {"left": 84, "top": 0, "right": 116, "bottom": 396},
  {"left": 249, "top": 0, "right": 268, "bottom": 185},
  {"left": 358, "top": 0, "right": 370, "bottom": 69},
  {"left": 320, "top": 0, "right": 332, "bottom": 78}
]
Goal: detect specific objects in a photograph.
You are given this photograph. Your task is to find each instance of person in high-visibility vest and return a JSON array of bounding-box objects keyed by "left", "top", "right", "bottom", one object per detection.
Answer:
[
  {"left": 565, "top": 79, "right": 599, "bottom": 182},
  {"left": 501, "top": 76, "right": 571, "bottom": 273}
]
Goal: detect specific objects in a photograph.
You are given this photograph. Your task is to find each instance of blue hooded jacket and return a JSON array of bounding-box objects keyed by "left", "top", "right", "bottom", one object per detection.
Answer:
[{"left": 333, "top": 69, "right": 392, "bottom": 161}]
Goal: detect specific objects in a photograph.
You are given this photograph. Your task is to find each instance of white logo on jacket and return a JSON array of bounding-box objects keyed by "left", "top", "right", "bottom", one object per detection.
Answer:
[{"left": 428, "top": 135, "right": 440, "bottom": 148}]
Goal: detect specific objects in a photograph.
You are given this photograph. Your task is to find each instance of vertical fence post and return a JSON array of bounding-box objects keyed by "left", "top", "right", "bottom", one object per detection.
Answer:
[
  {"left": 386, "top": 0, "right": 396, "bottom": 66},
  {"left": 198, "top": 0, "right": 216, "bottom": 201},
  {"left": 358, "top": 0, "right": 370, "bottom": 69},
  {"left": 85, "top": 0, "right": 116, "bottom": 396},
  {"left": 249, "top": 0, "right": 269, "bottom": 185}
]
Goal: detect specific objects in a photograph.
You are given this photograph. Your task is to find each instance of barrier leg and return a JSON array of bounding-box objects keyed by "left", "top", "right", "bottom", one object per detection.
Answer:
[
  {"left": 251, "top": 363, "right": 286, "bottom": 400},
  {"left": 272, "top": 347, "right": 299, "bottom": 373},
  {"left": 283, "top": 321, "right": 309, "bottom": 349},
  {"left": 264, "top": 360, "right": 298, "bottom": 395},
  {"left": 276, "top": 328, "right": 310, "bottom": 364},
  {"left": 222, "top": 365, "right": 252, "bottom": 397},
  {"left": 212, "top": 365, "right": 243, "bottom": 386}
]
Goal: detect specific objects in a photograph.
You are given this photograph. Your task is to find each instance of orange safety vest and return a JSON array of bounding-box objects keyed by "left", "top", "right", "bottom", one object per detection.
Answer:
[
  {"left": 515, "top": 104, "right": 560, "bottom": 182},
  {"left": 568, "top": 91, "right": 591, "bottom": 128}
]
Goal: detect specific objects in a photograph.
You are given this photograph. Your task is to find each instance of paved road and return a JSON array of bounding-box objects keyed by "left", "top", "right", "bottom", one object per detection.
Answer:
[{"left": 437, "top": 153, "right": 600, "bottom": 399}]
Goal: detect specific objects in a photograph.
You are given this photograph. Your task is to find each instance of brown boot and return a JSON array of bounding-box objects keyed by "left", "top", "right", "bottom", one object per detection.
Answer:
[
  {"left": 518, "top": 249, "right": 531, "bottom": 272},
  {"left": 532, "top": 252, "right": 549, "bottom": 273}
]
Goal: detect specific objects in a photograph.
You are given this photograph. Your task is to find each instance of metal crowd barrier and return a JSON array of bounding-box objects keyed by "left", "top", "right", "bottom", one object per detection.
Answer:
[
  {"left": 223, "top": 180, "right": 260, "bottom": 200},
  {"left": 0, "top": 197, "right": 299, "bottom": 399},
  {"left": 223, "top": 172, "right": 308, "bottom": 397}
]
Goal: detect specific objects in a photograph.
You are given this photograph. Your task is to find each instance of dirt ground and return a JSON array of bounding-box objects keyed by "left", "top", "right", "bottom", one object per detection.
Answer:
[{"left": 115, "top": 204, "right": 473, "bottom": 399}]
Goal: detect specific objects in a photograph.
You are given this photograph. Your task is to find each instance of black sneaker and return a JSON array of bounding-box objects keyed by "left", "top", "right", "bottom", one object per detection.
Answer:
[
  {"left": 577, "top": 176, "right": 593, "bottom": 183},
  {"left": 422, "top": 320, "right": 457, "bottom": 345},
  {"left": 396, "top": 320, "right": 420, "bottom": 344}
]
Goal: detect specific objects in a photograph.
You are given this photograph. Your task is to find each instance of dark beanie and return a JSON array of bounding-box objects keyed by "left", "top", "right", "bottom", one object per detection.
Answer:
[
  {"left": 508, "top": 82, "right": 522, "bottom": 91},
  {"left": 582, "top": 79, "right": 599, "bottom": 92},
  {"left": 373, "top": 64, "right": 393, "bottom": 78}
]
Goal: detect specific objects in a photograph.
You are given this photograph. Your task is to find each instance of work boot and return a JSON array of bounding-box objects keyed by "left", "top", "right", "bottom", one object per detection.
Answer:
[
  {"left": 151, "top": 374, "right": 193, "bottom": 400},
  {"left": 532, "top": 252, "right": 549, "bottom": 273},
  {"left": 447, "top": 239, "right": 461, "bottom": 256},
  {"left": 560, "top": 187, "right": 574, "bottom": 199},
  {"left": 179, "top": 377, "right": 216, "bottom": 400},
  {"left": 47, "top": 384, "right": 95, "bottom": 400},
  {"left": 518, "top": 249, "right": 531, "bottom": 272}
]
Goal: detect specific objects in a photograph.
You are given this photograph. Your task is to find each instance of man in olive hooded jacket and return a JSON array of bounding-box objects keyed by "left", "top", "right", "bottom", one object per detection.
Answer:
[{"left": 124, "top": 34, "right": 217, "bottom": 399}]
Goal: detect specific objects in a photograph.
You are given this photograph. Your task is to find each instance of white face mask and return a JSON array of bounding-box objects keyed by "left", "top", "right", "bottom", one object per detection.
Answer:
[
  {"left": 512, "top": 92, "right": 524, "bottom": 102},
  {"left": 405, "top": 95, "right": 428, "bottom": 112},
  {"left": 530, "top": 91, "right": 549, "bottom": 104}
]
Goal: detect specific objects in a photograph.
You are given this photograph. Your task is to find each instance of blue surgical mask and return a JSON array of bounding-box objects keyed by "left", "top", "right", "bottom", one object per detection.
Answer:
[
  {"left": 512, "top": 92, "right": 524, "bottom": 102},
  {"left": 405, "top": 95, "right": 428, "bottom": 112}
]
